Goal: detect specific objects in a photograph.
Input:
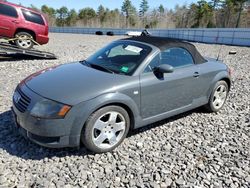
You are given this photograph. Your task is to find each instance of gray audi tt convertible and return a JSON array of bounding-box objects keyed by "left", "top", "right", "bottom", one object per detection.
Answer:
[{"left": 12, "top": 36, "right": 231, "bottom": 153}]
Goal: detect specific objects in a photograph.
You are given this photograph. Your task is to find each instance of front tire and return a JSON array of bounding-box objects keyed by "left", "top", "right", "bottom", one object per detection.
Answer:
[
  {"left": 81, "top": 106, "right": 130, "bottom": 153},
  {"left": 15, "top": 32, "right": 34, "bottom": 49},
  {"left": 205, "top": 80, "right": 229, "bottom": 112}
]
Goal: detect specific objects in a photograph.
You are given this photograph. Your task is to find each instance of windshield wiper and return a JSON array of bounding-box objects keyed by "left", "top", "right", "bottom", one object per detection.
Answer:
[
  {"left": 80, "top": 60, "right": 115, "bottom": 74},
  {"left": 89, "top": 63, "right": 115, "bottom": 74},
  {"left": 80, "top": 60, "right": 91, "bottom": 67}
]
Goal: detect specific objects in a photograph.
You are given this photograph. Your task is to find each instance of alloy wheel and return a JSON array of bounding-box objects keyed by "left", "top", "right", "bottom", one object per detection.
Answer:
[
  {"left": 16, "top": 35, "right": 33, "bottom": 49},
  {"left": 212, "top": 84, "right": 228, "bottom": 110},
  {"left": 92, "top": 111, "right": 126, "bottom": 149}
]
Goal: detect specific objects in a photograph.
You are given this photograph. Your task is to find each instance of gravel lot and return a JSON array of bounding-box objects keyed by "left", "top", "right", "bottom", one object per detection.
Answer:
[{"left": 0, "top": 33, "right": 249, "bottom": 187}]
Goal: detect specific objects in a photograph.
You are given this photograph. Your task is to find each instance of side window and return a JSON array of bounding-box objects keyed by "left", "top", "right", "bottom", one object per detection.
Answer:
[
  {"left": 144, "top": 54, "right": 161, "bottom": 73},
  {"left": 21, "top": 9, "right": 45, "bottom": 25},
  {"left": 0, "top": 3, "right": 18, "bottom": 18},
  {"left": 161, "top": 47, "right": 194, "bottom": 68}
]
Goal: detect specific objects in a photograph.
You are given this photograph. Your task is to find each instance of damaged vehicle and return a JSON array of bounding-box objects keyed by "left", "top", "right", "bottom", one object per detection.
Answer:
[{"left": 12, "top": 36, "right": 231, "bottom": 153}]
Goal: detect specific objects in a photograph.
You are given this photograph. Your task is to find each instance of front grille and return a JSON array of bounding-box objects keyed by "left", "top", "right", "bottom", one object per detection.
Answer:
[{"left": 13, "top": 87, "right": 31, "bottom": 113}]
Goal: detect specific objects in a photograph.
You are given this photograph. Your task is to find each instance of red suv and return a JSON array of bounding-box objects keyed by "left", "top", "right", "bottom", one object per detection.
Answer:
[{"left": 0, "top": 1, "right": 49, "bottom": 49}]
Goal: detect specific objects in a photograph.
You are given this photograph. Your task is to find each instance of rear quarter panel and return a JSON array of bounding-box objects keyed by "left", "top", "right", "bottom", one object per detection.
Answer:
[{"left": 198, "top": 58, "right": 230, "bottom": 99}]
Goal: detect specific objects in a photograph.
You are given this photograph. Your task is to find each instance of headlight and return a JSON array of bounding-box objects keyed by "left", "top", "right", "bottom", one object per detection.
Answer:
[{"left": 31, "top": 99, "right": 71, "bottom": 119}]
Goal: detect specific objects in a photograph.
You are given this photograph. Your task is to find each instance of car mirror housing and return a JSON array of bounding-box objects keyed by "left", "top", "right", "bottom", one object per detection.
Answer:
[{"left": 155, "top": 64, "right": 174, "bottom": 74}]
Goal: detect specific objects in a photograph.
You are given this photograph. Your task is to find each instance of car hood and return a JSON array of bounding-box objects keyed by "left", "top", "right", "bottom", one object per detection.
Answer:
[{"left": 24, "top": 62, "right": 131, "bottom": 105}]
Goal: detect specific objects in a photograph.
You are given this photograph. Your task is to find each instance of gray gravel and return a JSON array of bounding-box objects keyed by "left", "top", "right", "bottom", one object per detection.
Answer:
[{"left": 0, "top": 33, "right": 249, "bottom": 187}]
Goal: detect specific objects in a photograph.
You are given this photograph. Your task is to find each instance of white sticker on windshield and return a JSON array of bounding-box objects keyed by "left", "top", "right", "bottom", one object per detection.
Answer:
[{"left": 125, "top": 45, "right": 143, "bottom": 53}]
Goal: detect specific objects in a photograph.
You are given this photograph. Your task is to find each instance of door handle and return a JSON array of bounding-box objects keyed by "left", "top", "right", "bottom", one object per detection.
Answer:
[
  {"left": 12, "top": 20, "right": 19, "bottom": 24},
  {"left": 193, "top": 72, "right": 200, "bottom": 77}
]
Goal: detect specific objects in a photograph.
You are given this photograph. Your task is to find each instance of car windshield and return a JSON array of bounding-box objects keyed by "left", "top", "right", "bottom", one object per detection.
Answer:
[{"left": 84, "top": 41, "right": 152, "bottom": 75}]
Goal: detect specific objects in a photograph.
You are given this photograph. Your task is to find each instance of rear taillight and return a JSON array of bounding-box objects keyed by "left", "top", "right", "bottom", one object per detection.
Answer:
[{"left": 45, "top": 25, "right": 48, "bottom": 35}]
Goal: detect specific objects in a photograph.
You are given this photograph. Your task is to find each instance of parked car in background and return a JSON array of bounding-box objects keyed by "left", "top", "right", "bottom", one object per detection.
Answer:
[
  {"left": 0, "top": 1, "right": 49, "bottom": 49},
  {"left": 125, "top": 31, "right": 142, "bottom": 36},
  {"left": 12, "top": 36, "right": 231, "bottom": 153}
]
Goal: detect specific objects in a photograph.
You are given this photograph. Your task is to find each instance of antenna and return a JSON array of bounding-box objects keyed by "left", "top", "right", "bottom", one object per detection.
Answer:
[{"left": 216, "top": 45, "right": 223, "bottom": 61}]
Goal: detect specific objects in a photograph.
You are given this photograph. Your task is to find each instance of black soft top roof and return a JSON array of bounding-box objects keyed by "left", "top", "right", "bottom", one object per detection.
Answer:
[{"left": 122, "top": 36, "right": 207, "bottom": 64}]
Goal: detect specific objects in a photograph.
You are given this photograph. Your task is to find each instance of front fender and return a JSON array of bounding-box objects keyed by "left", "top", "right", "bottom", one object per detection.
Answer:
[{"left": 68, "top": 92, "right": 141, "bottom": 144}]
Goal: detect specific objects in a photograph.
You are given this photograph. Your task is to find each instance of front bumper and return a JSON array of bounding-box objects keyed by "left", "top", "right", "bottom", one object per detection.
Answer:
[{"left": 11, "top": 84, "right": 80, "bottom": 148}]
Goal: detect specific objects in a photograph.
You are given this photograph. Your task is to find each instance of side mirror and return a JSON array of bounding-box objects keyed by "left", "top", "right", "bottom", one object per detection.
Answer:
[{"left": 154, "top": 64, "right": 174, "bottom": 74}]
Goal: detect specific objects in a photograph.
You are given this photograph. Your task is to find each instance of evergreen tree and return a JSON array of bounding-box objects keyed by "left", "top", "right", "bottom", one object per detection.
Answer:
[
  {"left": 139, "top": 0, "right": 149, "bottom": 26},
  {"left": 235, "top": 0, "right": 247, "bottom": 27},
  {"left": 67, "top": 9, "right": 78, "bottom": 26},
  {"left": 78, "top": 8, "right": 96, "bottom": 20},
  {"left": 41, "top": 5, "right": 56, "bottom": 16},
  {"left": 121, "top": 0, "right": 137, "bottom": 27},
  {"left": 158, "top": 4, "right": 165, "bottom": 14},
  {"left": 97, "top": 5, "right": 107, "bottom": 26},
  {"left": 56, "top": 6, "right": 69, "bottom": 26}
]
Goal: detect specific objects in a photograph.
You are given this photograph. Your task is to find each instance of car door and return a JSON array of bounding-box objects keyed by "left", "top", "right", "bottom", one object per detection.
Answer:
[
  {"left": 0, "top": 3, "right": 19, "bottom": 37},
  {"left": 140, "top": 47, "right": 200, "bottom": 119}
]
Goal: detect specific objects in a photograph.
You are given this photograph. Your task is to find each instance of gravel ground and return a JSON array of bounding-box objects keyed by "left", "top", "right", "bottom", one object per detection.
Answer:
[{"left": 0, "top": 33, "right": 249, "bottom": 188}]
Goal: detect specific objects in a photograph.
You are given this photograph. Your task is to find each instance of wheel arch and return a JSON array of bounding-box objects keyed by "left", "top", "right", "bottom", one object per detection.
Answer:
[
  {"left": 93, "top": 102, "right": 135, "bottom": 131},
  {"left": 15, "top": 28, "right": 36, "bottom": 40},
  {"left": 207, "top": 71, "right": 231, "bottom": 98},
  {"left": 220, "top": 77, "right": 231, "bottom": 90}
]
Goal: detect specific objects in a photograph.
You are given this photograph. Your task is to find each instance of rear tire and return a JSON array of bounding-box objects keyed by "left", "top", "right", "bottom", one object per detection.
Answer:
[
  {"left": 81, "top": 106, "right": 130, "bottom": 153},
  {"left": 95, "top": 31, "right": 103, "bottom": 35},
  {"left": 15, "top": 32, "right": 34, "bottom": 49},
  {"left": 205, "top": 80, "right": 229, "bottom": 112}
]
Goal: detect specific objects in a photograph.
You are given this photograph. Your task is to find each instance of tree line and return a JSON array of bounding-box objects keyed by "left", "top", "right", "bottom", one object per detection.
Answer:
[{"left": 29, "top": 0, "right": 250, "bottom": 28}]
